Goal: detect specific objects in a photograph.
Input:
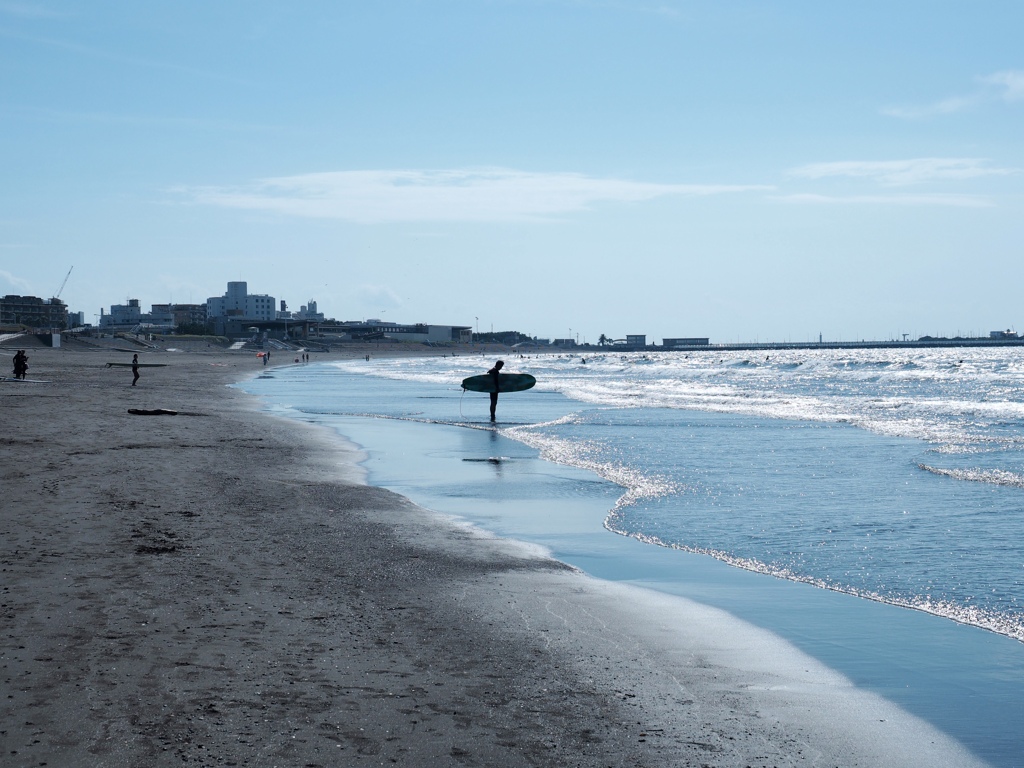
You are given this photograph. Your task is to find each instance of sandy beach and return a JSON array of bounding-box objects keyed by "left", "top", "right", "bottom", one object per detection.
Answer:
[{"left": 1, "top": 343, "right": 990, "bottom": 767}]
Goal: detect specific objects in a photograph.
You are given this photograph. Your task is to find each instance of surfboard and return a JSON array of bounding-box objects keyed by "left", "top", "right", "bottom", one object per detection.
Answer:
[{"left": 461, "top": 373, "right": 536, "bottom": 393}]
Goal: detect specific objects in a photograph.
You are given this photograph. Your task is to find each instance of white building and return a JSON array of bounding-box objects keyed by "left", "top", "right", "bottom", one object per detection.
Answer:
[
  {"left": 291, "top": 300, "right": 325, "bottom": 322},
  {"left": 206, "top": 281, "right": 277, "bottom": 322},
  {"left": 99, "top": 299, "right": 142, "bottom": 328}
]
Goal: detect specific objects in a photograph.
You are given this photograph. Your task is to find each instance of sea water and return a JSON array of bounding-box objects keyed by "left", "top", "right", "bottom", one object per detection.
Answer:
[{"left": 242, "top": 347, "right": 1024, "bottom": 764}]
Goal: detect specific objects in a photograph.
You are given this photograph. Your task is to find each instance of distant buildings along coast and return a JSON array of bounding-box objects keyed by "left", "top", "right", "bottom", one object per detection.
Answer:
[
  {"left": 0, "top": 295, "right": 68, "bottom": 329},
  {"left": 3, "top": 276, "right": 1022, "bottom": 352}
]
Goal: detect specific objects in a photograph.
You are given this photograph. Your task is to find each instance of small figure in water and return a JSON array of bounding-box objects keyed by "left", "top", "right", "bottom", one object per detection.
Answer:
[
  {"left": 131, "top": 354, "right": 140, "bottom": 386},
  {"left": 488, "top": 359, "right": 504, "bottom": 422}
]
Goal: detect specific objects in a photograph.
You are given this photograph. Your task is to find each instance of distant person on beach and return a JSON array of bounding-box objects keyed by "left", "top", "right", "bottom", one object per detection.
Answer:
[
  {"left": 131, "top": 354, "right": 140, "bottom": 386},
  {"left": 263, "top": 350, "right": 269, "bottom": 366},
  {"left": 12, "top": 350, "right": 28, "bottom": 379},
  {"left": 488, "top": 359, "right": 504, "bottom": 422}
]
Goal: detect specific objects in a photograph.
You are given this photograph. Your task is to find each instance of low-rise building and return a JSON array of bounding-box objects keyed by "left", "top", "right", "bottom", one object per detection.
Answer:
[
  {"left": 0, "top": 295, "right": 69, "bottom": 329},
  {"left": 98, "top": 299, "right": 208, "bottom": 332},
  {"left": 663, "top": 337, "right": 710, "bottom": 347},
  {"left": 335, "top": 321, "right": 468, "bottom": 343},
  {"left": 207, "top": 281, "right": 276, "bottom": 322},
  {"left": 99, "top": 299, "right": 143, "bottom": 329},
  {"left": 151, "top": 303, "right": 208, "bottom": 328},
  {"left": 316, "top": 320, "right": 470, "bottom": 344}
]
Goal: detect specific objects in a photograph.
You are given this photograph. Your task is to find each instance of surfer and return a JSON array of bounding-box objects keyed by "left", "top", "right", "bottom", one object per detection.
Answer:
[
  {"left": 131, "top": 354, "right": 140, "bottom": 386},
  {"left": 487, "top": 360, "right": 504, "bottom": 422}
]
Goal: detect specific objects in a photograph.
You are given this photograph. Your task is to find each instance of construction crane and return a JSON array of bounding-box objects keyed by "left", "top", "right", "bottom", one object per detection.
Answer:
[{"left": 53, "top": 266, "right": 73, "bottom": 300}]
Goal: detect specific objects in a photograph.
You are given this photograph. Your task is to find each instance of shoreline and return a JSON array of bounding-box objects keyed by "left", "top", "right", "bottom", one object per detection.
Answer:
[
  {"left": 251, "top": 363, "right": 1024, "bottom": 765},
  {"left": 1, "top": 346, "right": 989, "bottom": 766}
]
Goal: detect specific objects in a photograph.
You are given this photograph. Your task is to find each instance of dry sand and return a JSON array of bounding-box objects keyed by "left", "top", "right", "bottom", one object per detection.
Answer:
[{"left": 1, "top": 343, "right": 988, "bottom": 766}]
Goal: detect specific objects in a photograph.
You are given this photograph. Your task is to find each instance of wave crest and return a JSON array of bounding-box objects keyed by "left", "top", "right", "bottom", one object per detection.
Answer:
[{"left": 918, "top": 464, "right": 1024, "bottom": 488}]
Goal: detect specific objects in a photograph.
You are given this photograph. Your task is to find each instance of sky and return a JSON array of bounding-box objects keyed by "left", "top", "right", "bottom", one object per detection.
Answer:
[{"left": 2, "top": 1, "right": 1022, "bottom": 344}]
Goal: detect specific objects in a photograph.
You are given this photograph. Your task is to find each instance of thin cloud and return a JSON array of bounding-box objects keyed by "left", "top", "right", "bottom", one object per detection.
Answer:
[
  {"left": 773, "top": 193, "right": 993, "bottom": 208},
  {"left": 183, "top": 168, "right": 770, "bottom": 223},
  {"left": 789, "top": 158, "right": 1014, "bottom": 186},
  {"left": 980, "top": 70, "right": 1024, "bottom": 102},
  {"left": 0, "top": 27, "right": 251, "bottom": 86},
  {"left": 0, "top": 269, "right": 33, "bottom": 292},
  {"left": 883, "top": 69, "right": 1024, "bottom": 118},
  {"left": 10, "top": 104, "right": 280, "bottom": 133},
  {"left": 880, "top": 96, "right": 977, "bottom": 120},
  {"left": 0, "top": 2, "right": 68, "bottom": 19}
]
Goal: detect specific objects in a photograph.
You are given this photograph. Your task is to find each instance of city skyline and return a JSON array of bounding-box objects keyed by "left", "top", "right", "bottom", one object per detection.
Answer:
[
  {"left": 16, "top": 278, "right": 1020, "bottom": 346},
  {"left": 2, "top": 2, "right": 1022, "bottom": 343}
]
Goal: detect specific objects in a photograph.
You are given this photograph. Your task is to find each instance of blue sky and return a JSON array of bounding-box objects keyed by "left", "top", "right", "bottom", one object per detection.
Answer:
[{"left": 2, "top": 1, "right": 1021, "bottom": 343}]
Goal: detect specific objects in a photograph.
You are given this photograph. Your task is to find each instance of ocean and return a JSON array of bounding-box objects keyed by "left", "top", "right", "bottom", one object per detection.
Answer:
[{"left": 241, "top": 347, "right": 1024, "bottom": 765}]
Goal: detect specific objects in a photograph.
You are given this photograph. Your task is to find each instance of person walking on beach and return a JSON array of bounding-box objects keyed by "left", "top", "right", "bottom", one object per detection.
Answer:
[
  {"left": 488, "top": 359, "right": 504, "bottom": 422},
  {"left": 131, "top": 354, "right": 140, "bottom": 386}
]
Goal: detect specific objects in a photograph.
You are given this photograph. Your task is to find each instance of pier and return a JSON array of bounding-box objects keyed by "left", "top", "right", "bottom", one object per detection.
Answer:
[{"left": 649, "top": 338, "right": 1024, "bottom": 353}]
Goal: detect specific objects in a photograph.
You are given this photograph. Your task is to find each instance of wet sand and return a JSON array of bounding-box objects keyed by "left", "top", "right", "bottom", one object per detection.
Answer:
[{"left": 1, "top": 344, "right": 987, "bottom": 766}]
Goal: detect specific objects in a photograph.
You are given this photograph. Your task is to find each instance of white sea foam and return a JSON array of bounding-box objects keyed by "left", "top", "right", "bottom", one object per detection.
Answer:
[
  {"left": 918, "top": 463, "right": 1024, "bottom": 488},
  {"left": 329, "top": 349, "right": 1024, "bottom": 643},
  {"left": 604, "top": 523, "right": 1024, "bottom": 643},
  {"left": 504, "top": 416, "right": 682, "bottom": 511}
]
